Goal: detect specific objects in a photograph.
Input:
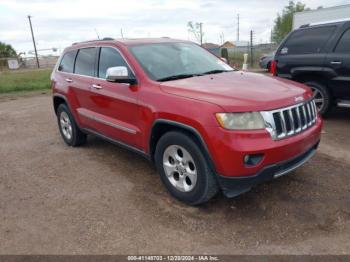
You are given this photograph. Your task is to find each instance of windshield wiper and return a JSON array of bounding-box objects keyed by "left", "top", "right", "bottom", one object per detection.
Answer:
[
  {"left": 157, "top": 74, "right": 201, "bottom": 82},
  {"left": 202, "top": 69, "right": 233, "bottom": 75}
]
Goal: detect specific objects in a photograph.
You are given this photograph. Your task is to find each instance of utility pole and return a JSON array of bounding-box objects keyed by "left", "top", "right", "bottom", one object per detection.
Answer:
[
  {"left": 237, "top": 14, "right": 240, "bottom": 41},
  {"left": 199, "top": 22, "right": 203, "bottom": 45},
  {"left": 27, "top": 15, "right": 40, "bottom": 68},
  {"left": 250, "top": 30, "right": 254, "bottom": 67},
  {"left": 120, "top": 28, "right": 124, "bottom": 38}
]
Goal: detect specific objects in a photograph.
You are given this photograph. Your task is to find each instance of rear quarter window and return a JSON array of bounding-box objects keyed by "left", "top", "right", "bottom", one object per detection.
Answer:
[
  {"left": 58, "top": 50, "right": 77, "bottom": 73},
  {"left": 335, "top": 28, "right": 350, "bottom": 53},
  {"left": 280, "top": 26, "right": 336, "bottom": 55},
  {"left": 74, "top": 48, "right": 97, "bottom": 77}
]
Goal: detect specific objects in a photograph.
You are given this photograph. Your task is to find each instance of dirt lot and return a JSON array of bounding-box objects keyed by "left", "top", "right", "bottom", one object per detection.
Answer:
[{"left": 0, "top": 92, "right": 349, "bottom": 255}]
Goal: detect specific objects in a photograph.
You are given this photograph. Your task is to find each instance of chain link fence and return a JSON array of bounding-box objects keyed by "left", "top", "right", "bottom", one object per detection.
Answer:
[
  {"left": 0, "top": 56, "right": 59, "bottom": 71},
  {"left": 218, "top": 43, "right": 277, "bottom": 69}
]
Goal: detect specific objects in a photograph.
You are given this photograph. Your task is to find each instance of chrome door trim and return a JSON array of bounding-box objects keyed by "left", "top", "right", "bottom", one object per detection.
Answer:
[{"left": 78, "top": 110, "right": 137, "bottom": 134}]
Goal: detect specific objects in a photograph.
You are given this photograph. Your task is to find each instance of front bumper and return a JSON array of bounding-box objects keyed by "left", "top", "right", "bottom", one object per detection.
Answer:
[{"left": 217, "top": 141, "right": 319, "bottom": 198}]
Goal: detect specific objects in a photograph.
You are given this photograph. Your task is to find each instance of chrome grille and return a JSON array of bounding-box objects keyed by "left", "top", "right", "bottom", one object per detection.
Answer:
[{"left": 261, "top": 100, "right": 317, "bottom": 140}]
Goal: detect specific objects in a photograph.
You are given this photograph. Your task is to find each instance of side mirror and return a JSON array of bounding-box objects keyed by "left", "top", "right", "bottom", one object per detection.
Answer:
[
  {"left": 221, "top": 57, "right": 228, "bottom": 63},
  {"left": 106, "top": 66, "right": 137, "bottom": 84}
]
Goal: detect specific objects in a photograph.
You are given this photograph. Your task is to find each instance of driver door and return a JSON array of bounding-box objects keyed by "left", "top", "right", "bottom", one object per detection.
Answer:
[{"left": 84, "top": 46, "right": 141, "bottom": 148}]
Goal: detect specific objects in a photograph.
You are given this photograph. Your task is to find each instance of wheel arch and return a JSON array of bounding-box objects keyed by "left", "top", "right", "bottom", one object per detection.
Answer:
[
  {"left": 292, "top": 72, "right": 334, "bottom": 99},
  {"left": 149, "top": 119, "right": 217, "bottom": 173},
  {"left": 53, "top": 94, "right": 69, "bottom": 115}
]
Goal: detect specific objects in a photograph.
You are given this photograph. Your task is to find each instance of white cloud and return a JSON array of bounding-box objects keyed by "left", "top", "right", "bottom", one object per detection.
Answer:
[{"left": 0, "top": 0, "right": 347, "bottom": 54}]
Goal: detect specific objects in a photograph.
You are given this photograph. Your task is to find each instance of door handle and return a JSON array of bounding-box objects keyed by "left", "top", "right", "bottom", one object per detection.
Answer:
[
  {"left": 65, "top": 78, "right": 73, "bottom": 83},
  {"left": 331, "top": 61, "right": 342, "bottom": 65},
  {"left": 92, "top": 84, "right": 103, "bottom": 89}
]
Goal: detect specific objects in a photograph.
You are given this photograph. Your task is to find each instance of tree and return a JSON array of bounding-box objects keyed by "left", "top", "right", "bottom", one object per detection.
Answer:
[
  {"left": 272, "top": 1, "right": 309, "bottom": 44},
  {"left": 0, "top": 42, "right": 17, "bottom": 58},
  {"left": 187, "top": 21, "right": 204, "bottom": 45}
]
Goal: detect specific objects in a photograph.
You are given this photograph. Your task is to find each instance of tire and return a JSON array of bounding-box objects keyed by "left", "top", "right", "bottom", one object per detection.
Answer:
[
  {"left": 304, "top": 81, "right": 332, "bottom": 115},
  {"left": 57, "top": 104, "right": 87, "bottom": 147},
  {"left": 155, "top": 131, "right": 219, "bottom": 205}
]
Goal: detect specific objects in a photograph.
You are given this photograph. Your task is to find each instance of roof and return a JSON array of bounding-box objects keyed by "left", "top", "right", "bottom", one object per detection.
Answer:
[
  {"left": 72, "top": 37, "right": 191, "bottom": 47},
  {"left": 220, "top": 41, "right": 236, "bottom": 48},
  {"left": 293, "top": 4, "right": 350, "bottom": 29},
  {"left": 202, "top": 42, "right": 220, "bottom": 49}
]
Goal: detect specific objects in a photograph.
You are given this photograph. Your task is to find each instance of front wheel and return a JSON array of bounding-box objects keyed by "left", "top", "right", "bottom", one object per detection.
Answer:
[{"left": 155, "top": 131, "right": 219, "bottom": 205}]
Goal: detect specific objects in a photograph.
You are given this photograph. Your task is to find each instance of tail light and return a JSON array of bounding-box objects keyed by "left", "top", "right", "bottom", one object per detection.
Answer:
[{"left": 270, "top": 60, "right": 277, "bottom": 76}]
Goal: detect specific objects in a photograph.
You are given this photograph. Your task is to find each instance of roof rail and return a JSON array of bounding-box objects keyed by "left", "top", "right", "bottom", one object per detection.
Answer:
[
  {"left": 309, "top": 18, "right": 350, "bottom": 27},
  {"left": 72, "top": 37, "right": 115, "bottom": 45}
]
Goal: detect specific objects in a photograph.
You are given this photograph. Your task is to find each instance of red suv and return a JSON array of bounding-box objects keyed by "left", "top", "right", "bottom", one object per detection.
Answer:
[{"left": 51, "top": 38, "right": 322, "bottom": 205}]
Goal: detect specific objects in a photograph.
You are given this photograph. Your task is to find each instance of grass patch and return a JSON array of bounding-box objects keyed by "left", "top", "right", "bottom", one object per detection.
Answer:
[{"left": 0, "top": 69, "right": 51, "bottom": 93}]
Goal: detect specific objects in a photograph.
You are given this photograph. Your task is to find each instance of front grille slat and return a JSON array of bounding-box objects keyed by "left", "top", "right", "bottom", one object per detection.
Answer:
[
  {"left": 262, "top": 99, "right": 318, "bottom": 140},
  {"left": 295, "top": 107, "right": 302, "bottom": 132},
  {"left": 279, "top": 111, "right": 287, "bottom": 137},
  {"left": 302, "top": 106, "right": 308, "bottom": 130},
  {"left": 306, "top": 103, "right": 312, "bottom": 126},
  {"left": 288, "top": 109, "right": 295, "bottom": 134}
]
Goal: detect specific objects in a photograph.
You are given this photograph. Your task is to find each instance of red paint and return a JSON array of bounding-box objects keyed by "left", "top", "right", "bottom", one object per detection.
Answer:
[{"left": 52, "top": 39, "right": 322, "bottom": 178}]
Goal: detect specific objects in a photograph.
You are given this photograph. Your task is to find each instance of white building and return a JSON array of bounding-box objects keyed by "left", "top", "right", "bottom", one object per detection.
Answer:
[{"left": 293, "top": 4, "right": 350, "bottom": 29}]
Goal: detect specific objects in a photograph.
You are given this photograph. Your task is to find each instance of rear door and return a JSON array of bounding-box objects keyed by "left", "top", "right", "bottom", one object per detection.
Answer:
[
  {"left": 55, "top": 50, "right": 80, "bottom": 118},
  {"left": 325, "top": 26, "right": 350, "bottom": 100},
  {"left": 81, "top": 46, "right": 141, "bottom": 148},
  {"left": 72, "top": 47, "right": 98, "bottom": 128},
  {"left": 276, "top": 26, "right": 336, "bottom": 78}
]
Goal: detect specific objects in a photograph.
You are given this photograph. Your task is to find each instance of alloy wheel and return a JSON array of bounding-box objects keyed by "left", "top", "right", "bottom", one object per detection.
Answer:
[
  {"left": 60, "top": 111, "right": 73, "bottom": 140},
  {"left": 162, "top": 145, "right": 197, "bottom": 192},
  {"left": 310, "top": 86, "right": 325, "bottom": 112}
]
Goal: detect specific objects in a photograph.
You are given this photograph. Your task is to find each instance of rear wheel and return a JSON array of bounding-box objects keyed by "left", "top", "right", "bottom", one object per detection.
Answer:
[
  {"left": 57, "top": 104, "right": 87, "bottom": 147},
  {"left": 305, "top": 81, "right": 332, "bottom": 115},
  {"left": 155, "top": 131, "right": 219, "bottom": 205}
]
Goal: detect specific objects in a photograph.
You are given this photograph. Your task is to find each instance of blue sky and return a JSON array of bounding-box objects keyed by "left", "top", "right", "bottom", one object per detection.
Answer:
[{"left": 0, "top": 0, "right": 349, "bottom": 55}]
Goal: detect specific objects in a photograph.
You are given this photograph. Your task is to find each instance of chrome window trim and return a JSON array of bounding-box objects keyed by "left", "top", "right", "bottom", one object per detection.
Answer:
[{"left": 56, "top": 45, "right": 138, "bottom": 82}]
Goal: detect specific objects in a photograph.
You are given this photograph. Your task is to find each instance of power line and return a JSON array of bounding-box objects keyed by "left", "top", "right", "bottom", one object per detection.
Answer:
[{"left": 27, "top": 15, "right": 40, "bottom": 68}]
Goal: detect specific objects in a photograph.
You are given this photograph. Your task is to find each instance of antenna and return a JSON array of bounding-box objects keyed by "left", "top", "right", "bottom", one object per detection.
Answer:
[{"left": 94, "top": 28, "right": 100, "bottom": 40}]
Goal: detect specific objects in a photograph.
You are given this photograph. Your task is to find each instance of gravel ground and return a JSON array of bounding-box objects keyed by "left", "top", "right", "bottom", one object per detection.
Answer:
[{"left": 0, "top": 92, "right": 349, "bottom": 255}]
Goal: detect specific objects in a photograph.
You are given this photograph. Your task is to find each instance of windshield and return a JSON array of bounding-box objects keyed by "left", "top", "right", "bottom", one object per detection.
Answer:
[{"left": 129, "top": 42, "right": 234, "bottom": 81}]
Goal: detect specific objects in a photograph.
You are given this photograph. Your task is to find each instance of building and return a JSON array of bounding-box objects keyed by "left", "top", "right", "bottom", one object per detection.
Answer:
[
  {"left": 220, "top": 41, "right": 236, "bottom": 49},
  {"left": 293, "top": 4, "right": 350, "bottom": 29},
  {"left": 202, "top": 42, "right": 221, "bottom": 56}
]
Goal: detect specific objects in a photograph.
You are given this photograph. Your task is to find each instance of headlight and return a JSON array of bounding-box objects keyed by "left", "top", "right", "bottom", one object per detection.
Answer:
[{"left": 215, "top": 112, "right": 266, "bottom": 130}]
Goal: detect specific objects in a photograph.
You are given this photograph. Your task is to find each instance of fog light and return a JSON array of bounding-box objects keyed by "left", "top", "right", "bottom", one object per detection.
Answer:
[{"left": 244, "top": 154, "right": 264, "bottom": 167}]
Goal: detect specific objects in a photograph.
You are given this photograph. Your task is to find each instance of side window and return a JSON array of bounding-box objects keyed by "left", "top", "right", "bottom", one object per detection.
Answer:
[
  {"left": 281, "top": 26, "right": 336, "bottom": 55},
  {"left": 58, "top": 50, "right": 77, "bottom": 73},
  {"left": 335, "top": 29, "right": 350, "bottom": 53},
  {"left": 74, "top": 48, "right": 97, "bottom": 77},
  {"left": 98, "top": 47, "right": 130, "bottom": 79}
]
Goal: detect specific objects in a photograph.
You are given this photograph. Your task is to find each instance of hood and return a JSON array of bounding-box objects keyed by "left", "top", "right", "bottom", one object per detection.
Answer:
[{"left": 159, "top": 71, "right": 312, "bottom": 112}]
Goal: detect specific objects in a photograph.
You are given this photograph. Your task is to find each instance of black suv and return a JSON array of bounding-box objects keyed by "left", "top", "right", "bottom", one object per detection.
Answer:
[{"left": 273, "top": 20, "right": 350, "bottom": 115}]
